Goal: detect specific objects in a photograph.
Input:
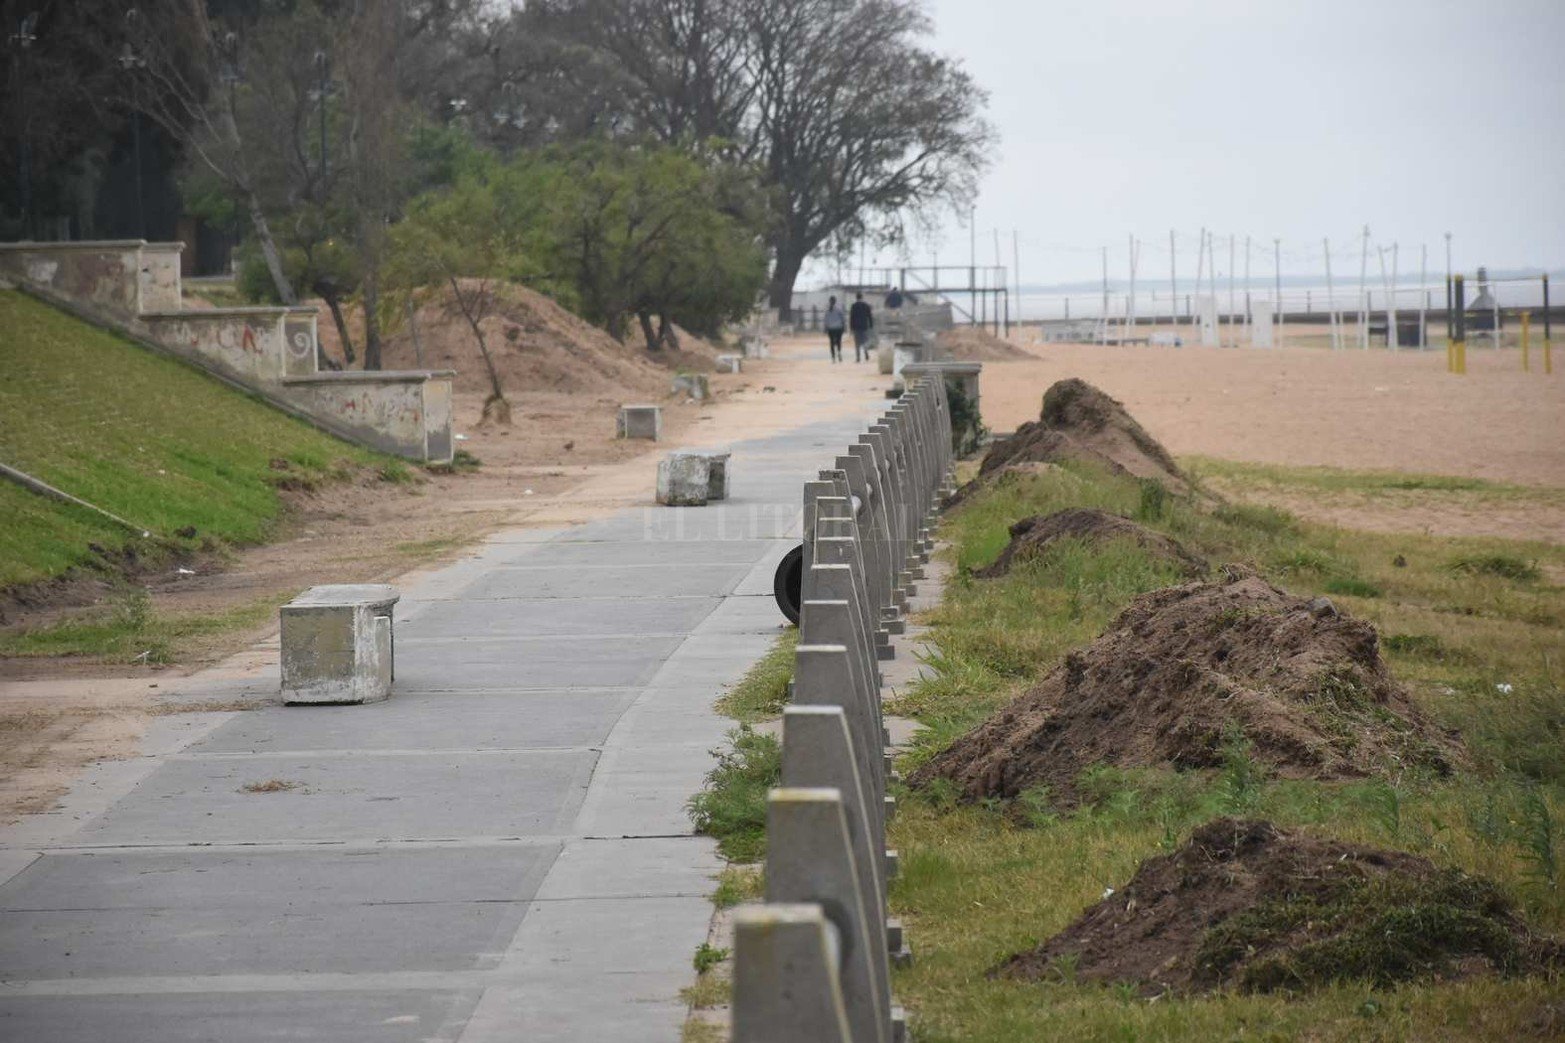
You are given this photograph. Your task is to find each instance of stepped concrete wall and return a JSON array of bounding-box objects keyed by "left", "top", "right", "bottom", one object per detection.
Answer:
[{"left": 0, "top": 240, "right": 454, "bottom": 463}]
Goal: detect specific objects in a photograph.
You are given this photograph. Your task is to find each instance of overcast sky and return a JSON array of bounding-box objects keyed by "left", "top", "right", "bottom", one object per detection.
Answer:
[{"left": 829, "top": 0, "right": 1565, "bottom": 289}]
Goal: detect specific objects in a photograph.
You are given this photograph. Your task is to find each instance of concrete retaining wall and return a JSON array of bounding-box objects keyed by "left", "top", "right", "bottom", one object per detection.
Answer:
[{"left": 0, "top": 239, "right": 455, "bottom": 463}]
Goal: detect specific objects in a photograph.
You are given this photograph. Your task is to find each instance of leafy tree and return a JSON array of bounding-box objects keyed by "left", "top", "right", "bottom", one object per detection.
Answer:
[
  {"left": 386, "top": 166, "right": 543, "bottom": 424},
  {"left": 511, "top": 0, "right": 993, "bottom": 319},
  {"left": 522, "top": 142, "right": 768, "bottom": 349}
]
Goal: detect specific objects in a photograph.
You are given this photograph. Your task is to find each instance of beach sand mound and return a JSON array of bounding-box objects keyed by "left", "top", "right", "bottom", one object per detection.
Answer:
[
  {"left": 319, "top": 281, "right": 722, "bottom": 399},
  {"left": 996, "top": 817, "right": 1561, "bottom": 995},
  {"left": 936, "top": 327, "right": 1033, "bottom": 361},
  {"left": 978, "top": 378, "right": 1188, "bottom": 491},
  {"left": 909, "top": 568, "right": 1460, "bottom": 806},
  {"left": 973, "top": 508, "right": 1206, "bottom": 579}
]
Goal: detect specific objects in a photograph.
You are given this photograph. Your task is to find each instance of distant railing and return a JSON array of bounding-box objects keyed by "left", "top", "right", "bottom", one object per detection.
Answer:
[{"left": 732, "top": 374, "right": 953, "bottom": 1043}]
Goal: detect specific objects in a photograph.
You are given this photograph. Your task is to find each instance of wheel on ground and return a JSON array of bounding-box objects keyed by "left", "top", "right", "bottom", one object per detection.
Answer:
[{"left": 773, "top": 544, "right": 803, "bottom": 625}]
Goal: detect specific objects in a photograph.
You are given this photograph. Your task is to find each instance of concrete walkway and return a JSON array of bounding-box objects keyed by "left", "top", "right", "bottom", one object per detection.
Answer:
[{"left": 0, "top": 395, "right": 884, "bottom": 1039}]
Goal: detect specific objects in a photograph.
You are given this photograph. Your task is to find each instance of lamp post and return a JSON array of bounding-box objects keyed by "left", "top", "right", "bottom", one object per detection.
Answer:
[
  {"left": 119, "top": 11, "right": 147, "bottom": 239},
  {"left": 9, "top": 11, "right": 38, "bottom": 238}
]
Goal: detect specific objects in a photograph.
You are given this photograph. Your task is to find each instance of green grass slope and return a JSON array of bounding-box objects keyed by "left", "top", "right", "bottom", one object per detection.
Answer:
[{"left": 0, "top": 289, "right": 372, "bottom": 590}]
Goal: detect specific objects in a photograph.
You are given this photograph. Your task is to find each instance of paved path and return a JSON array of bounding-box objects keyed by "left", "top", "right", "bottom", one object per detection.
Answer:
[{"left": 0, "top": 397, "right": 883, "bottom": 1040}]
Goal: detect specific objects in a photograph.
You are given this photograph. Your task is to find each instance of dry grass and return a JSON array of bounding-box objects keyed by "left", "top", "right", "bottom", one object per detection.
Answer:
[{"left": 239, "top": 779, "right": 302, "bottom": 794}]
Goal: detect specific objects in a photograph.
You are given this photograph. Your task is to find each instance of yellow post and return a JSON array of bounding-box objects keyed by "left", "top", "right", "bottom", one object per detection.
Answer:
[{"left": 1521, "top": 311, "right": 1531, "bottom": 372}]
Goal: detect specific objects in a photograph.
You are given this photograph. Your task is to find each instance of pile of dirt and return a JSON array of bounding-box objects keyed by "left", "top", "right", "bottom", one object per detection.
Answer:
[
  {"left": 910, "top": 568, "right": 1461, "bottom": 805},
  {"left": 997, "top": 817, "right": 1562, "bottom": 995},
  {"left": 973, "top": 508, "right": 1205, "bottom": 579},
  {"left": 316, "top": 281, "right": 723, "bottom": 399},
  {"left": 979, "top": 378, "right": 1189, "bottom": 491},
  {"left": 936, "top": 327, "right": 1033, "bottom": 361}
]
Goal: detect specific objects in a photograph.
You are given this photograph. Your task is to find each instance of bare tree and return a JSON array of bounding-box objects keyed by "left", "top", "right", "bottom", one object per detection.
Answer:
[
  {"left": 525, "top": 0, "right": 992, "bottom": 320},
  {"left": 126, "top": 0, "right": 299, "bottom": 303},
  {"left": 741, "top": 0, "right": 992, "bottom": 318}
]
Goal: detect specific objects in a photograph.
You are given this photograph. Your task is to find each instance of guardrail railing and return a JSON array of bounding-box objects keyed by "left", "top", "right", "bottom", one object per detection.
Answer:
[{"left": 733, "top": 374, "right": 954, "bottom": 1043}]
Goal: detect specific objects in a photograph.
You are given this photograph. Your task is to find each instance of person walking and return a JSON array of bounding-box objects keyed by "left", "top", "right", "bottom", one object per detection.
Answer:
[
  {"left": 849, "top": 292, "right": 874, "bottom": 362},
  {"left": 824, "top": 295, "right": 845, "bottom": 362}
]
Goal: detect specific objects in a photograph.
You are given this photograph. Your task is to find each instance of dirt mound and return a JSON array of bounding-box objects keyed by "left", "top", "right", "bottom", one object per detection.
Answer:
[
  {"left": 316, "top": 281, "right": 722, "bottom": 399},
  {"left": 998, "top": 817, "right": 1561, "bottom": 995},
  {"left": 910, "top": 568, "right": 1461, "bottom": 805},
  {"left": 936, "top": 327, "right": 1032, "bottom": 361},
  {"left": 979, "top": 378, "right": 1188, "bottom": 491},
  {"left": 973, "top": 508, "right": 1205, "bottom": 579}
]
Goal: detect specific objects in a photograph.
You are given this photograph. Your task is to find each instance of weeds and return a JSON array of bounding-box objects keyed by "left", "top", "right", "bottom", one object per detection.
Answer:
[
  {"left": 1449, "top": 554, "right": 1542, "bottom": 582},
  {"left": 686, "top": 727, "right": 781, "bottom": 863},
  {"left": 715, "top": 630, "right": 797, "bottom": 723}
]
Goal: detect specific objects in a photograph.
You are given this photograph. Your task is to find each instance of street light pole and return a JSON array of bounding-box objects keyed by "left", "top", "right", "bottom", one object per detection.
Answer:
[
  {"left": 120, "top": 12, "right": 148, "bottom": 239},
  {"left": 9, "top": 12, "right": 38, "bottom": 238}
]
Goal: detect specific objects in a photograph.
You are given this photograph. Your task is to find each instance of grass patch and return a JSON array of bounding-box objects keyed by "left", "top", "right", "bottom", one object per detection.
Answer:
[
  {"left": 712, "top": 866, "right": 764, "bottom": 909},
  {"left": 1449, "top": 554, "right": 1543, "bottom": 583},
  {"left": 886, "top": 458, "right": 1565, "bottom": 1040},
  {"left": 0, "top": 590, "right": 288, "bottom": 663},
  {"left": 714, "top": 630, "right": 797, "bottom": 723},
  {"left": 686, "top": 726, "right": 781, "bottom": 863},
  {"left": 0, "top": 289, "right": 374, "bottom": 591}
]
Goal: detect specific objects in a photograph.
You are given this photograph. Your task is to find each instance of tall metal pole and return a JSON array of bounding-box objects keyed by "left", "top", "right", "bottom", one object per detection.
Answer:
[
  {"left": 1100, "top": 245, "right": 1109, "bottom": 339},
  {"left": 1324, "top": 237, "right": 1340, "bottom": 349},
  {"left": 1168, "top": 230, "right": 1176, "bottom": 327},
  {"left": 1419, "top": 243, "right": 1428, "bottom": 349},
  {"left": 1244, "top": 235, "right": 1252, "bottom": 337},
  {"left": 11, "top": 13, "right": 38, "bottom": 238},
  {"left": 1127, "top": 232, "right": 1136, "bottom": 339},
  {"left": 1012, "top": 229, "right": 1021, "bottom": 332},
  {"left": 1358, "top": 225, "right": 1371, "bottom": 349},
  {"left": 969, "top": 207, "right": 977, "bottom": 328},
  {"left": 1444, "top": 231, "right": 1453, "bottom": 340},
  {"left": 1227, "top": 234, "right": 1236, "bottom": 344},
  {"left": 1273, "top": 238, "right": 1282, "bottom": 347}
]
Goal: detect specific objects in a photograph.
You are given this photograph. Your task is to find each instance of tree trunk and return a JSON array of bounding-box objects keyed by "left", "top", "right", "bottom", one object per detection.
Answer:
[
  {"left": 638, "top": 311, "right": 660, "bottom": 351},
  {"left": 451, "top": 276, "right": 508, "bottom": 423},
  {"left": 323, "top": 292, "right": 356, "bottom": 366},
  {"left": 657, "top": 314, "right": 681, "bottom": 350},
  {"left": 768, "top": 248, "right": 804, "bottom": 322},
  {"left": 406, "top": 296, "right": 425, "bottom": 367},
  {"left": 248, "top": 193, "right": 298, "bottom": 306},
  {"left": 361, "top": 262, "right": 383, "bottom": 370}
]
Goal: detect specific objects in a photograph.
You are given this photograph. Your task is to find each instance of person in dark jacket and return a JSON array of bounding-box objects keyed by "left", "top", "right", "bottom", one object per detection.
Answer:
[{"left": 848, "top": 292, "right": 874, "bottom": 362}]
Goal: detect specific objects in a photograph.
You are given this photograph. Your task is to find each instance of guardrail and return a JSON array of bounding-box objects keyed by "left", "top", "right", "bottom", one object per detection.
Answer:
[{"left": 733, "top": 374, "right": 954, "bottom": 1043}]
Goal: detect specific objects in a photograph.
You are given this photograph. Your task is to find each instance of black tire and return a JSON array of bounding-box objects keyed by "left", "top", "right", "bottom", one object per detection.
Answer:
[{"left": 773, "top": 544, "right": 803, "bottom": 625}]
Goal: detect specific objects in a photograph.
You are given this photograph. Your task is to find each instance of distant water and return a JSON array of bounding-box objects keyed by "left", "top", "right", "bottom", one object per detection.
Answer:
[{"left": 990, "top": 280, "right": 1554, "bottom": 323}]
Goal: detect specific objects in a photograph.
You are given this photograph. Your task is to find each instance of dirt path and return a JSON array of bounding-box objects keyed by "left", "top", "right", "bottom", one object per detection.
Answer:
[{"left": 0, "top": 334, "right": 878, "bottom": 822}]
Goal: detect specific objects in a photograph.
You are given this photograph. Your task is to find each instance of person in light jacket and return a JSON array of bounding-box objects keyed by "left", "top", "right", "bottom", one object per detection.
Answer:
[{"left": 823, "top": 296, "right": 845, "bottom": 362}]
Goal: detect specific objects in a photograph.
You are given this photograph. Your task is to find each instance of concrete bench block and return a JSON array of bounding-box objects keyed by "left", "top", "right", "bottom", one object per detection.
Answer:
[
  {"left": 672, "top": 373, "right": 710, "bottom": 400},
  {"left": 280, "top": 584, "right": 400, "bottom": 705},
  {"left": 704, "top": 451, "right": 732, "bottom": 500},
  {"left": 716, "top": 353, "right": 743, "bottom": 373},
  {"left": 616, "top": 403, "right": 662, "bottom": 440},
  {"left": 656, "top": 452, "right": 711, "bottom": 506}
]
